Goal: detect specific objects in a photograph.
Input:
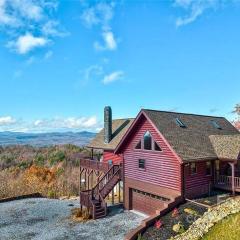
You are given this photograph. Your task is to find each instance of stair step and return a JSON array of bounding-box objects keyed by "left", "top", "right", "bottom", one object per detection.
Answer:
[
  {"left": 95, "top": 212, "right": 106, "bottom": 218},
  {"left": 95, "top": 214, "right": 106, "bottom": 219},
  {"left": 95, "top": 208, "right": 105, "bottom": 214}
]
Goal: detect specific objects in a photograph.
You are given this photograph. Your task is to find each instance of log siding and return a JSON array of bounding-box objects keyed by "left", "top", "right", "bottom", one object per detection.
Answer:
[
  {"left": 184, "top": 161, "right": 214, "bottom": 198},
  {"left": 122, "top": 115, "right": 182, "bottom": 192},
  {"left": 103, "top": 150, "right": 123, "bottom": 164}
]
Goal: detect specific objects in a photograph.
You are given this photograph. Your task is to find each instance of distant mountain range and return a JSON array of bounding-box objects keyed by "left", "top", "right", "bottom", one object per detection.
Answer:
[{"left": 0, "top": 131, "right": 96, "bottom": 147}]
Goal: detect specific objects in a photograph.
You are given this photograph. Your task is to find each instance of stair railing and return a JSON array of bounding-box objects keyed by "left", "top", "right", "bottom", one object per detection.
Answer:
[
  {"left": 80, "top": 164, "right": 122, "bottom": 219},
  {"left": 91, "top": 164, "right": 121, "bottom": 200}
]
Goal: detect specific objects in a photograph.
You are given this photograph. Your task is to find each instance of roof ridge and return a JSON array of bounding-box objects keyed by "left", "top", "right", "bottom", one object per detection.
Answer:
[
  {"left": 113, "top": 118, "right": 135, "bottom": 121},
  {"left": 142, "top": 108, "right": 225, "bottom": 119}
]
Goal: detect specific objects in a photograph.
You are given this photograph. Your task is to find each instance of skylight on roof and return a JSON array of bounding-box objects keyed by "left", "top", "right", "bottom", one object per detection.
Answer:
[
  {"left": 175, "top": 118, "right": 186, "bottom": 128},
  {"left": 210, "top": 120, "right": 222, "bottom": 130}
]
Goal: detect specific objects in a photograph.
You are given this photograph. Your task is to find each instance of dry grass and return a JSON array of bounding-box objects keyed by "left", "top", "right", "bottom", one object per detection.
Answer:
[
  {"left": 0, "top": 164, "right": 80, "bottom": 199},
  {"left": 202, "top": 212, "right": 240, "bottom": 240},
  {"left": 71, "top": 208, "right": 91, "bottom": 222}
]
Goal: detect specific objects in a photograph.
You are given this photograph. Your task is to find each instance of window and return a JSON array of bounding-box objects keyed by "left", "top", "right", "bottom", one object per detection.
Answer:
[
  {"left": 135, "top": 140, "right": 141, "bottom": 149},
  {"left": 206, "top": 161, "right": 212, "bottom": 176},
  {"left": 210, "top": 120, "right": 222, "bottom": 130},
  {"left": 154, "top": 142, "right": 162, "bottom": 151},
  {"left": 134, "top": 131, "right": 162, "bottom": 152},
  {"left": 190, "top": 163, "right": 197, "bottom": 175},
  {"left": 144, "top": 131, "right": 152, "bottom": 150},
  {"left": 138, "top": 159, "right": 145, "bottom": 169},
  {"left": 175, "top": 118, "right": 186, "bottom": 128}
]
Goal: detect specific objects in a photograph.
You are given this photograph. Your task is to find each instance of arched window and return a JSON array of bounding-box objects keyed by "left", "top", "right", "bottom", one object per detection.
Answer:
[{"left": 144, "top": 131, "right": 152, "bottom": 150}]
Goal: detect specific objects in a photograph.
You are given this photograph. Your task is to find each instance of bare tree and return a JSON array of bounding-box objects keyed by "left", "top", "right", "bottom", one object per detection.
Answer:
[
  {"left": 232, "top": 103, "right": 240, "bottom": 118},
  {"left": 233, "top": 103, "right": 240, "bottom": 130}
]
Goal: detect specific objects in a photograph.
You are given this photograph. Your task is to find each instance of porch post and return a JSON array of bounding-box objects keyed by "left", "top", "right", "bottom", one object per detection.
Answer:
[
  {"left": 230, "top": 163, "right": 235, "bottom": 196},
  {"left": 91, "top": 148, "right": 94, "bottom": 160}
]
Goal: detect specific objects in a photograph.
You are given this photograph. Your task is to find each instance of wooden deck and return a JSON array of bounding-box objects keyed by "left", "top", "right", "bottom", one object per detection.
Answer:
[
  {"left": 215, "top": 175, "right": 240, "bottom": 192},
  {"left": 80, "top": 159, "right": 110, "bottom": 173}
]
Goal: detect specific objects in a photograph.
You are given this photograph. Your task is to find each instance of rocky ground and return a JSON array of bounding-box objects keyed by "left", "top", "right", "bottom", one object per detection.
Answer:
[
  {"left": 172, "top": 196, "right": 240, "bottom": 240},
  {"left": 142, "top": 191, "right": 234, "bottom": 240},
  {"left": 0, "top": 198, "right": 145, "bottom": 240},
  {"left": 142, "top": 202, "right": 208, "bottom": 240}
]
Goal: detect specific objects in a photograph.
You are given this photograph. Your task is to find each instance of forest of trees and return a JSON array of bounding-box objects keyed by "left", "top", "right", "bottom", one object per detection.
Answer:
[{"left": 0, "top": 144, "right": 95, "bottom": 199}]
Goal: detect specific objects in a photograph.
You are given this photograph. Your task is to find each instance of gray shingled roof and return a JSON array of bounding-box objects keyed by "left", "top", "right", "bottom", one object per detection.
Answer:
[
  {"left": 143, "top": 109, "right": 240, "bottom": 162},
  {"left": 87, "top": 118, "right": 135, "bottom": 150},
  {"left": 209, "top": 134, "right": 240, "bottom": 160}
]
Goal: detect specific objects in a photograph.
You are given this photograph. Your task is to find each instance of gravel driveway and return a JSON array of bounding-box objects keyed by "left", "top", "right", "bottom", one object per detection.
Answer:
[{"left": 0, "top": 198, "right": 145, "bottom": 240}]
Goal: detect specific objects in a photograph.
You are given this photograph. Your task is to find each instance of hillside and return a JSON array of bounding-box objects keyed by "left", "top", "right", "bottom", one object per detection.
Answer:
[
  {"left": 0, "top": 131, "right": 96, "bottom": 146},
  {"left": 0, "top": 144, "right": 97, "bottom": 199}
]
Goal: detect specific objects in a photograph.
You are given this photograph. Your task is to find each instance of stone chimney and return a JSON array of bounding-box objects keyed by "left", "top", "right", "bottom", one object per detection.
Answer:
[{"left": 104, "top": 106, "right": 112, "bottom": 144}]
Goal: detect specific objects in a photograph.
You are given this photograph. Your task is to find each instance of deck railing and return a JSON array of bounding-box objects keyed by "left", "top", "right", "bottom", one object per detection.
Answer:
[
  {"left": 216, "top": 175, "right": 240, "bottom": 189},
  {"left": 80, "top": 159, "right": 110, "bottom": 172}
]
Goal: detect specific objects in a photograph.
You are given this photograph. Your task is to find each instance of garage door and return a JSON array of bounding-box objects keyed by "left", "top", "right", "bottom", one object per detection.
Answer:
[{"left": 131, "top": 189, "right": 166, "bottom": 215}]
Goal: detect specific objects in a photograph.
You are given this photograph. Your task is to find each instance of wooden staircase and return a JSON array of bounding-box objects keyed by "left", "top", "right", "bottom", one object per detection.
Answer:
[{"left": 80, "top": 164, "right": 122, "bottom": 219}]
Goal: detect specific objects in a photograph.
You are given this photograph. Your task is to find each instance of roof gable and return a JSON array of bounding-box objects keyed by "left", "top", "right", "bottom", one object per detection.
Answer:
[
  {"left": 209, "top": 134, "right": 240, "bottom": 160},
  {"left": 115, "top": 109, "right": 240, "bottom": 162},
  {"left": 144, "top": 109, "right": 239, "bottom": 161}
]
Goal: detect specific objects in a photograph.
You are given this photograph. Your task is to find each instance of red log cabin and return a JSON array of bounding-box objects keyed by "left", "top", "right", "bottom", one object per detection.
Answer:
[{"left": 81, "top": 106, "right": 240, "bottom": 219}]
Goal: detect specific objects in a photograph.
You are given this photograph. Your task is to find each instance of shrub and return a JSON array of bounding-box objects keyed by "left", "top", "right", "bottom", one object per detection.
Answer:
[
  {"left": 172, "top": 208, "right": 179, "bottom": 218},
  {"left": 34, "top": 154, "right": 45, "bottom": 166},
  {"left": 49, "top": 151, "right": 65, "bottom": 166},
  {"left": 155, "top": 219, "right": 163, "bottom": 229},
  {"left": 137, "top": 234, "right": 144, "bottom": 240},
  {"left": 56, "top": 167, "right": 64, "bottom": 177},
  {"left": 47, "top": 190, "right": 55, "bottom": 198},
  {"left": 82, "top": 209, "right": 91, "bottom": 220},
  {"left": 18, "top": 161, "right": 29, "bottom": 169}
]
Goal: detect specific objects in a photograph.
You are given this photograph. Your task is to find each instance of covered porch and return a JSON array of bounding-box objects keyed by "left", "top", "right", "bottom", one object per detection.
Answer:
[
  {"left": 210, "top": 134, "right": 240, "bottom": 195},
  {"left": 214, "top": 160, "right": 240, "bottom": 194}
]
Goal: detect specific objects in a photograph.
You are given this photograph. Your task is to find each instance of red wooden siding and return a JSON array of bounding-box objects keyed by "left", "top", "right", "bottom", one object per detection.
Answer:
[
  {"left": 184, "top": 161, "right": 213, "bottom": 198},
  {"left": 103, "top": 150, "right": 123, "bottom": 164},
  {"left": 122, "top": 115, "right": 182, "bottom": 192}
]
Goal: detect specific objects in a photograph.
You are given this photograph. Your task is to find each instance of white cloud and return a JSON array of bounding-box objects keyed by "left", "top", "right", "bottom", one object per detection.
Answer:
[
  {"left": 0, "top": 116, "right": 101, "bottom": 132},
  {"left": 34, "top": 119, "right": 44, "bottom": 127},
  {"left": 37, "top": 116, "right": 100, "bottom": 132},
  {"left": 63, "top": 116, "right": 98, "bottom": 129},
  {"left": 94, "top": 31, "right": 117, "bottom": 51},
  {"left": 14, "top": 0, "right": 44, "bottom": 21},
  {"left": 81, "top": 2, "right": 117, "bottom": 51},
  {"left": 8, "top": 33, "right": 48, "bottom": 54},
  {"left": 0, "top": 0, "right": 64, "bottom": 54},
  {"left": 81, "top": 2, "right": 114, "bottom": 29},
  {"left": 83, "top": 64, "right": 103, "bottom": 82},
  {"left": 103, "top": 71, "right": 124, "bottom": 85},
  {"left": 174, "top": 0, "right": 221, "bottom": 27},
  {"left": 0, "top": 116, "right": 16, "bottom": 125}
]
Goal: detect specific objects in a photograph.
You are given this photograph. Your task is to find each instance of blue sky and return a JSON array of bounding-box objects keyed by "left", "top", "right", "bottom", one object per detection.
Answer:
[{"left": 0, "top": 0, "right": 239, "bottom": 132}]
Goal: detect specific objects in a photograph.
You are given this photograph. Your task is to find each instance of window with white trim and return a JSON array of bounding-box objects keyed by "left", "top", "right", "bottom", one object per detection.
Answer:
[{"left": 135, "top": 131, "right": 162, "bottom": 152}]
